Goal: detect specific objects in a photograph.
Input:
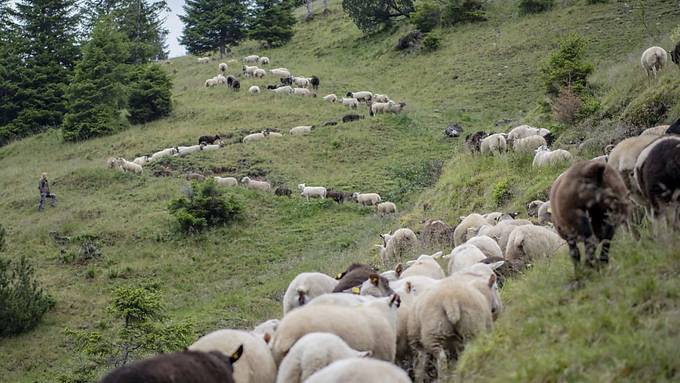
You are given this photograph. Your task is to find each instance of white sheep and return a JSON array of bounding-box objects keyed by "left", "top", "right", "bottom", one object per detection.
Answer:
[
  {"left": 376, "top": 202, "right": 397, "bottom": 216},
  {"left": 507, "top": 124, "right": 551, "bottom": 142},
  {"left": 218, "top": 62, "right": 227, "bottom": 72},
  {"left": 290, "top": 126, "right": 313, "bottom": 135},
  {"left": 243, "top": 65, "right": 258, "bottom": 77},
  {"left": 258, "top": 56, "right": 270, "bottom": 65},
  {"left": 527, "top": 200, "right": 544, "bottom": 217},
  {"left": 480, "top": 133, "right": 507, "bottom": 155},
  {"left": 272, "top": 86, "right": 293, "bottom": 95},
  {"left": 202, "top": 144, "right": 222, "bottom": 151},
  {"left": 175, "top": 144, "right": 203, "bottom": 156},
  {"left": 214, "top": 176, "right": 238, "bottom": 187},
  {"left": 538, "top": 201, "right": 552, "bottom": 225},
  {"left": 298, "top": 184, "right": 327, "bottom": 200},
  {"left": 373, "top": 94, "right": 390, "bottom": 103},
  {"left": 241, "top": 176, "right": 271, "bottom": 192},
  {"left": 465, "top": 235, "right": 503, "bottom": 259},
  {"left": 271, "top": 295, "right": 401, "bottom": 364},
  {"left": 352, "top": 192, "right": 381, "bottom": 206},
  {"left": 251, "top": 319, "right": 280, "bottom": 344},
  {"left": 322, "top": 94, "right": 337, "bottom": 102},
  {"left": 307, "top": 293, "right": 375, "bottom": 307},
  {"left": 532, "top": 145, "right": 573, "bottom": 168},
  {"left": 205, "top": 77, "right": 218, "bottom": 87},
  {"left": 116, "top": 158, "right": 143, "bottom": 174},
  {"left": 504, "top": 225, "right": 565, "bottom": 264},
  {"left": 243, "top": 55, "right": 259, "bottom": 64},
  {"left": 444, "top": 244, "right": 487, "bottom": 275},
  {"left": 248, "top": 85, "right": 261, "bottom": 94},
  {"left": 377, "top": 228, "right": 418, "bottom": 267},
  {"left": 253, "top": 68, "right": 266, "bottom": 78},
  {"left": 293, "top": 88, "right": 315, "bottom": 97},
  {"left": 292, "top": 76, "right": 310, "bottom": 87},
  {"left": 400, "top": 252, "right": 445, "bottom": 280},
  {"left": 304, "top": 358, "right": 411, "bottom": 383},
  {"left": 641, "top": 46, "right": 668, "bottom": 78},
  {"left": 454, "top": 213, "right": 489, "bottom": 246},
  {"left": 267, "top": 131, "right": 283, "bottom": 138},
  {"left": 149, "top": 147, "right": 178, "bottom": 161},
  {"left": 640, "top": 125, "right": 669, "bottom": 136},
  {"left": 243, "top": 132, "right": 267, "bottom": 143},
  {"left": 270, "top": 68, "right": 291, "bottom": 78},
  {"left": 132, "top": 155, "right": 149, "bottom": 166},
  {"left": 513, "top": 134, "right": 548, "bottom": 153},
  {"left": 369, "top": 102, "right": 390, "bottom": 116},
  {"left": 607, "top": 134, "right": 657, "bottom": 200},
  {"left": 347, "top": 91, "right": 373, "bottom": 102},
  {"left": 197, "top": 57, "right": 210, "bottom": 64},
  {"left": 189, "top": 329, "right": 276, "bottom": 383},
  {"left": 387, "top": 101, "right": 406, "bottom": 114},
  {"left": 275, "top": 333, "right": 371, "bottom": 383},
  {"left": 282, "top": 272, "right": 338, "bottom": 314},
  {"left": 341, "top": 97, "right": 359, "bottom": 109}
]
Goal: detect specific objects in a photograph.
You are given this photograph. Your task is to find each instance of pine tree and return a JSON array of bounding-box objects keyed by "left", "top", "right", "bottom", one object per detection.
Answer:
[
  {"left": 180, "top": 0, "right": 248, "bottom": 57},
  {"left": 13, "top": 0, "right": 80, "bottom": 136},
  {"left": 62, "top": 18, "right": 130, "bottom": 142},
  {"left": 0, "top": 0, "right": 25, "bottom": 145},
  {"left": 127, "top": 63, "right": 173, "bottom": 124},
  {"left": 249, "top": 0, "right": 296, "bottom": 48}
]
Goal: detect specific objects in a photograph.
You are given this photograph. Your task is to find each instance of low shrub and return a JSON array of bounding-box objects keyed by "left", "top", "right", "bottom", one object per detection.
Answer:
[{"left": 168, "top": 180, "right": 243, "bottom": 233}]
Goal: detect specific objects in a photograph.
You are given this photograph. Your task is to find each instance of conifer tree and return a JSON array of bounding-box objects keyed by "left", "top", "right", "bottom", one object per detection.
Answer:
[
  {"left": 180, "top": 0, "right": 248, "bottom": 57},
  {"left": 0, "top": 0, "right": 24, "bottom": 144},
  {"left": 249, "top": 0, "right": 296, "bottom": 48}
]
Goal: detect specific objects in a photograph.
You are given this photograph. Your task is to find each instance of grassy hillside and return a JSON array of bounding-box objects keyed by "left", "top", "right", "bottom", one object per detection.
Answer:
[{"left": 0, "top": 0, "right": 679, "bottom": 381}]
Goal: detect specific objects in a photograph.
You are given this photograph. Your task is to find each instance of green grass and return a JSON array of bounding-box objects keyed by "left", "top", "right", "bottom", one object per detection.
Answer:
[{"left": 1, "top": 0, "right": 679, "bottom": 381}]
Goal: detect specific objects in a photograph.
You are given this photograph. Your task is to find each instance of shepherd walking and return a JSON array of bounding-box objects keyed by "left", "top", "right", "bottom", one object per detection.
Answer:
[{"left": 38, "top": 173, "right": 57, "bottom": 211}]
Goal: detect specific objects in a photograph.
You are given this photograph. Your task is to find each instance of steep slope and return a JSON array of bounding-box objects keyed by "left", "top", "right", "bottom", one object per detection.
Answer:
[{"left": 0, "top": 0, "right": 679, "bottom": 381}]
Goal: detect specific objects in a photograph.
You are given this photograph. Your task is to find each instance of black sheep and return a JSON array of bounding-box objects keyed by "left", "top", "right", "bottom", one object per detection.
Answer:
[
  {"left": 634, "top": 136, "right": 680, "bottom": 219},
  {"left": 464, "top": 131, "right": 488, "bottom": 153},
  {"left": 326, "top": 190, "right": 345, "bottom": 203},
  {"left": 310, "top": 76, "right": 320, "bottom": 90},
  {"left": 232, "top": 79, "right": 240, "bottom": 91},
  {"left": 333, "top": 263, "right": 377, "bottom": 293},
  {"left": 275, "top": 186, "right": 292, "bottom": 197},
  {"left": 198, "top": 135, "right": 221, "bottom": 145},
  {"left": 280, "top": 76, "right": 293, "bottom": 86},
  {"left": 671, "top": 41, "right": 680, "bottom": 66},
  {"left": 342, "top": 114, "right": 364, "bottom": 123}
]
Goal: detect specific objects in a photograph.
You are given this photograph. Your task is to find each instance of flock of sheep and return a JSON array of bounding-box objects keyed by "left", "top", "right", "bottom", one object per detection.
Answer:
[{"left": 99, "top": 44, "right": 680, "bottom": 382}]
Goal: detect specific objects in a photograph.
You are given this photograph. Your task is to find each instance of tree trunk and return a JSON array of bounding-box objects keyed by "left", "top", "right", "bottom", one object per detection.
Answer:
[
  {"left": 219, "top": 44, "right": 225, "bottom": 59},
  {"left": 305, "top": 0, "right": 312, "bottom": 19}
]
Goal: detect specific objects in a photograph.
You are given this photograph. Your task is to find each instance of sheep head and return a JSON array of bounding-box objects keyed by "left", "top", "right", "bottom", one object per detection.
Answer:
[{"left": 241, "top": 176, "right": 250, "bottom": 184}]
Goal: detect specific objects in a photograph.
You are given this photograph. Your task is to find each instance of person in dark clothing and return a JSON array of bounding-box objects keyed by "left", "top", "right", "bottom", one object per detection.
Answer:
[{"left": 38, "top": 173, "right": 57, "bottom": 211}]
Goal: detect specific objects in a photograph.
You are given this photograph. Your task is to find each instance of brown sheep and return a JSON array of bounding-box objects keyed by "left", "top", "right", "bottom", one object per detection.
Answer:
[
  {"left": 634, "top": 136, "right": 680, "bottom": 223},
  {"left": 420, "top": 219, "right": 453, "bottom": 248},
  {"left": 332, "top": 263, "right": 377, "bottom": 293},
  {"left": 550, "top": 161, "right": 631, "bottom": 274},
  {"left": 100, "top": 348, "right": 242, "bottom": 383}
]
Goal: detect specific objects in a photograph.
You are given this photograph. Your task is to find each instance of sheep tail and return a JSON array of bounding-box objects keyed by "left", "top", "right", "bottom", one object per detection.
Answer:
[{"left": 442, "top": 299, "right": 462, "bottom": 327}]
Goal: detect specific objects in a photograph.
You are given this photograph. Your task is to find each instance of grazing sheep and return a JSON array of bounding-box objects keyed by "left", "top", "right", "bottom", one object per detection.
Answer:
[
  {"left": 504, "top": 225, "right": 565, "bottom": 266},
  {"left": 400, "top": 252, "right": 446, "bottom": 280},
  {"left": 641, "top": 46, "right": 668, "bottom": 78},
  {"left": 175, "top": 144, "right": 203, "bottom": 156},
  {"left": 308, "top": 293, "right": 375, "bottom": 307},
  {"left": 513, "top": 135, "right": 548, "bottom": 153},
  {"left": 242, "top": 65, "right": 258, "bottom": 77},
  {"left": 197, "top": 57, "right": 210, "bottom": 64},
  {"left": 550, "top": 161, "right": 631, "bottom": 273},
  {"left": 421, "top": 219, "right": 453, "bottom": 248},
  {"left": 272, "top": 85, "right": 293, "bottom": 95},
  {"left": 290, "top": 125, "right": 313, "bottom": 135},
  {"left": 100, "top": 349, "right": 241, "bottom": 383},
  {"left": 480, "top": 133, "right": 507, "bottom": 155},
  {"left": 243, "top": 132, "right": 266, "bottom": 143},
  {"left": 205, "top": 77, "right": 218, "bottom": 87},
  {"left": 369, "top": 101, "right": 390, "bottom": 116},
  {"left": 189, "top": 329, "right": 274, "bottom": 383},
  {"left": 640, "top": 125, "right": 669, "bottom": 136},
  {"left": 150, "top": 147, "right": 178, "bottom": 161},
  {"left": 198, "top": 135, "right": 222, "bottom": 145},
  {"left": 186, "top": 172, "right": 206, "bottom": 181},
  {"left": 527, "top": 200, "right": 544, "bottom": 217},
  {"left": 225, "top": 75, "right": 236, "bottom": 87},
  {"left": 258, "top": 56, "right": 270, "bottom": 65},
  {"left": 466, "top": 235, "right": 503, "bottom": 259},
  {"left": 387, "top": 101, "right": 406, "bottom": 114},
  {"left": 271, "top": 295, "right": 401, "bottom": 364},
  {"left": 373, "top": 94, "right": 390, "bottom": 103},
  {"left": 298, "top": 184, "right": 326, "bottom": 200},
  {"left": 243, "top": 55, "right": 259, "bottom": 64},
  {"left": 341, "top": 97, "right": 359, "bottom": 109},
  {"left": 465, "top": 131, "right": 488, "bottom": 153},
  {"left": 114, "top": 158, "right": 143, "bottom": 174},
  {"left": 219, "top": 62, "right": 227, "bottom": 72},
  {"left": 333, "top": 263, "right": 377, "bottom": 293},
  {"left": 478, "top": 222, "right": 519, "bottom": 253},
  {"left": 275, "top": 186, "right": 292, "bottom": 197},
  {"left": 231, "top": 79, "right": 240, "bottom": 91},
  {"left": 291, "top": 76, "right": 310, "bottom": 88},
  {"left": 532, "top": 145, "right": 573, "bottom": 168},
  {"left": 342, "top": 114, "right": 364, "bottom": 123},
  {"left": 132, "top": 155, "right": 149, "bottom": 166},
  {"left": 538, "top": 201, "right": 552, "bottom": 225},
  {"left": 241, "top": 176, "right": 271, "bottom": 192},
  {"left": 283, "top": 272, "right": 338, "bottom": 314},
  {"left": 214, "top": 176, "right": 238, "bottom": 187},
  {"left": 377, "top": 228, "right": 418, "bottom": 267},
  {"left": 248, "top": 85, "right": 261, "bottom": 94},
  {"left": 253, "top": 68, "right": 266, "bottom": 78},
  {"left": 251, "top": 319, "right": 280, "bottom": 344},
  {"left": 310, "top": 76, "right": 320, "bottom": 90},
  {"left": 634, "top": 136, "right": 680, "bottom": 221},
  {"left": 322, "top": 94, "right": 337, "bottom": 102},
  {"left": 346, "top": 91, "right": 373, "bottom": 103},
  {"left": 444, "top": 244, "right": 487, "bottom": 275},
  {"left": 454, "top": 213, "right": 489, "bottom": 246},
  {"left": 293, "top": 87, "right": 315, "bottom": 97},
  {"left": 325, "top": 190, "right": 346, "bottom": 203},
  {"left": 270, "top": 68, "right": 291, "bottom": 78},
  {"left": 280, "top": 76, "right": 293, "bottom": 86},
  {"left": 304, "top": 358, "right": 411, "bottom": 383},
  {"left": 275, "top": 333, "right": 370, "bottom": 383},
  {"left": 507, "top": 125, "right": 553, "bottom": 145},
  {"left": 607, "top": 135, "right": 657, "bottom": 201},
  {"left": 352, "top": 192, "right": 382, "bottom": 206},
  {"left": 377, "top": 201, "right": 397, "bottom": 216},
  {"left": 359, "top": 273, "right": 396, "bottom": 298}
]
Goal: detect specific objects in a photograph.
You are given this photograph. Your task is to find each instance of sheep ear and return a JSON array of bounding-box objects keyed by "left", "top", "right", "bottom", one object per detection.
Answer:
[
  {"left": 229, "top": 344, "right": 244, "bottom": 364},
  {"left": 432, "top": 251, "right": 443, "bottom": 259},
  {"left": 336, "top": 272, "right": 344, "bottom": 279},
  {"left": 263, "top": 333, "right": 271, "bottom": 344},
  {"left": 488, "top": 274, "right": 497, "bottom": 288},
  {"left": 395, "top": 263, "right": 403, "bottom": 276},
  {"left": 405, "top": 281, "right": 413, "bottom": 294},
  {"left": 389, "top": 294, "right": 401, "bottom": 308},
  {"left": 369, "top": 273, "right": 380, "bottom": 286}
]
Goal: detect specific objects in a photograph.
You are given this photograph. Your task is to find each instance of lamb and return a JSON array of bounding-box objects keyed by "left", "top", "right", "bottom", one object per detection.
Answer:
[
  {"left": 310, "top": 76, "right": 320, "bottom": 90},
  {"left": 341, "top": 97, "right": 359, "bottom": 109},
  {"left": 243, "top": 132, "right": 266, "bottom": 143},
  {"left": 376, "top": 201, "right": 397, "bottom": 216},
  {"left": 527, "top": 200, "right": 545, "bottom": 217},
  {"left": 322, "top": 94, "right": 337, "bottom": 102},
  {"left": 304, "top": 358, "right": 411, "bottom": 383},
  {"left": 241, "top": 176, "right": 271, "bottom": 192},
  {"left": 243, "top": 55, "right": 259, "bottom": 64},
  {"left": 346, "top": 91, "right": 373, "bottom": 103},
  {"left": 504, "top": 225, "right": 565, "bottom": 266},
  {"left": 538, "top": 201, "right": 552, "bottom": 225},
  {"left": 248, "top": 85, "right": 261, "bottom": 94},
  {"left": 376, "top": 228, "right": 418, "bottom": 267},
  {"left": 175, "top": 144, "right": 203, "bottom": 156},
  {"left": 342, "top": 114, "right": 364, "bottom": 123},
  {"left": 332, "top": 263, "right": 377, "bottom": 293},
  {"left": 607, "top": 135, "right": 657, "bottom": 200},
  {"left": 550, "top": 161, "right": 631, "bottom": 274},
  {"left": 513, "top": 135, "right": 548, "bottom": 153},
  {"left": 258, "top": 56, "right": 270, "bottom": 65},
  {"left": 352, "top": 192, "right": 382, "bottom": 206},
  {"left": 243, "top": 65, "right": 258, "bottom": 78},
  {"left": 132, "top": 155, "right": 149, "bottom": 166},
  {"left": 253, "top": 68, "right": 266, "bottom": 78},
  {"left": 270, "top": 68, "right": 291, "bottom": 78},
  {"left": 275, "top": 186, "right": 292, "bottom": 197},
  {"left": 444, "top": 244, "right": 487, "bottom": 275},
  {"left": 189, "top": 329, "right": 275, "bottom": 383},
  {"left": 400, "top": 252, "right": 445, "bottom": 280},
  {"left": 197, "top": 57, "right": 210, "bottom": 64},
  {"left": 480, "top": 133, "right": 507, "bottom": 155},
  {"left": 634, "top": 136, "right": 680, "bottom": 221},
  {"left": 100, "top": 349, "right": 241, "bottom": 383},
  {"left": 290, "top": 126, "right": 313, "bottom": 135},
  {"left": 453, "top": 213, "right": 489, "bottom": 246},
  {"left": 270, "top": 295, "right": 401, "bottom": 364},
  {"left": 198, "top": 135, "right": 222, "bottom": 145},
  {"left": 465, "top": 235, "right": 503, "bottom": 259},
  {"left": 641, "top": 46, "right": 668, "bottom": 78},
  {"left": 298, "top": 183, "right": 327, "bottom": 200},
  {"left": 275, "top": 333, "right": 371, "bottom": 383},
  {"left": 420, "top": 219, "right": 453, "bottom": 248},
  {"left": 150, "top": 147, "right": 178, "bottom": 161},
  {"left": 272, "top": 85, "right": 293, "bottom": 95},
  {"left": 283, "top": 272, "right": 338, "bottom": 314},
  {"left": 293, "top": 87, "right": 315, "bottom": 97},
  {"left": 532, "top": 145, "right": 573, "bottom": 168},
  {"left": 219, "top": 62, "right": 228, "bottom": 72},
  {"left": 214, "top": 176, "right": 238, "bottom": 187}
]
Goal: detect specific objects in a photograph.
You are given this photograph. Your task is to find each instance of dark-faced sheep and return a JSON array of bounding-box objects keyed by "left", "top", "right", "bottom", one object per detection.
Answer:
[
  {"left": 199, "top": 135, "right": 221, "bottom": 145},
  {"left": 280, "top": 76, "right": 293, "bottom": 86},
  {"left": 342, "top": 114, "right": 364, "bottom": 123},
  {"left": 326, "top": 190, "right": 346, "bottom": 203},
  {"left": 333, "top": 263, "right": 377, "bottom": 293},
  {"left": 634, "top": 136, "right": 680, "bottom": 223},
  {"left": 666, "top": 117, "right": 680, "bottom": 135},
  {"left": 310, "top": 75, "right": 320, "bottom": 90},
  {"left": 550, "top": 161, "right": 631, "bottom": 274},
  {"left": 231, "top": 79, "right": 240, "bottom": 91},
  {"left": 465, "top": 131, "right": 488, "bottom": 153},
  {"left": 671, "top": 41, "right": 680, "bottom": 66},
  {"left": 100, "top": 348, "right": 242, "bottom": 383},
  {"left": 275, "top": 186, "right": 292, "bottom": 197}
]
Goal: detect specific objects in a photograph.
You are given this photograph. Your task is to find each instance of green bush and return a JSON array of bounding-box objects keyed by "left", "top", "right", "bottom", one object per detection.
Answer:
[
  {"left": 0, "top": 256, "right": 55, "bottom": 337},
  {"left": 541, "top": 34, "right": 594, "bottom": 97},
  {"left": 518, "top": 0, "right": 554, "bottom": 14},
  {"left": 442, "top": 0, "right": 486, "bottom": 26},
  {"left": 342, "top": 0, "right": 415, "bottom": 33},
  {"left": 621, "top": 78, "right": 679, "bottom": 128},
  {"left": 412, "top": 2, "right": 441, "bottom": 32},
  {"left": 493, "top": 179, "right": 511, "bottom": 207},
  {"left": 423, "top": 33, "right": 442, "bottom": 51},
  {"left": 127, "top": 64, "right": 172, "bottom": 125},
  {"left": 168, "top": 180, "right": 243, "bottom": 233}
]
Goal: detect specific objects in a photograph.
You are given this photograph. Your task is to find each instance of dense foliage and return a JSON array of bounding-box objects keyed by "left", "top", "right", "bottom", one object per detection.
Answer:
[
  {"left": 0, "top": 256, "right": 55, "bottom": 337},
  {"left": 342, "top": 0, "right": 414, "bottom": 33},
  {"left": 168, "top": 181, "right": 244, "bottom": 233},
  {"left": 441, "top": 0, "right": 486, "bottom": 26},
  {"left": 518, "top": 0, "right": 554, "bottom": 14},
  {"left": 249, "top": 0, "right": 297, "bottom": 48},
  {"left": 541, "top": 34, "right": 594, "bottom": 97},
  {"left": 127, "top": 64, "right": 173, "bottom": 124},
  {"left": 180, "top": 0, "right": 248, "bottom": 57}
]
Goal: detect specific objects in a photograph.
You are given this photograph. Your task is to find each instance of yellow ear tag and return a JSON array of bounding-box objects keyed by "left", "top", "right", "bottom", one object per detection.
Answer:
[
  {"left": 336, "top": 273, "right": 343, "bottom": 279},
  {"left": 351, "top": 287, "right": 361, "bottom": 294}
]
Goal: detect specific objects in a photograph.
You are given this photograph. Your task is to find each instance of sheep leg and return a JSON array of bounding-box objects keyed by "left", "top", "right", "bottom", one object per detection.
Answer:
[
  {"left": 413, "top": 350, "right": 429, "bottom": 383},
  {"left": 598, "top": 222, "right": 615, "bottom": 265},
  {"left": 435, "top": 348, "right": 448, "bottom": 381}
]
